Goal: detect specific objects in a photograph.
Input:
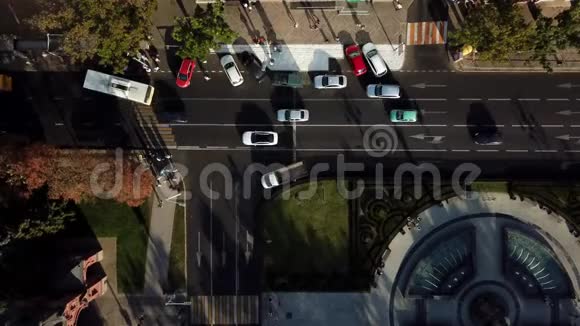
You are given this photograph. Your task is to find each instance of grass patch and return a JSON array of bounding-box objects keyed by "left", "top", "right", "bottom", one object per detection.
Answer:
[
  {"left": 79, "top": 198, "right": 151, "bottom": 293},
  {"left": 261, "top": 181, "right": 349, "bottom": 290},
  {"left": 167, "top": 204, "right": 186, "bottom": 292}
]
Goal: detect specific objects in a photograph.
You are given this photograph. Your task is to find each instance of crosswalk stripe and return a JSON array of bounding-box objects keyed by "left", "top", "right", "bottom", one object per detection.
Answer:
[
  {"left": 406, "top": 21, "right": 448, "bottom": 45},
  {"left": 190, "top": 295, "right": 259, "bottom": 325}
]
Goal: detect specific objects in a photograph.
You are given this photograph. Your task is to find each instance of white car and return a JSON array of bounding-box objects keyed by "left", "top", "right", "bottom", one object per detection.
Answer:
[
  {"left": 313, "top": 74, "right": 347, "bottom": 89},
  {"left": 220, "top": 54, "right": 244, "bottom": 87},
  {"left": 276, "top": 109, "right": 309, "bottom": 122},
  {"left": 366, "top": 84, "right": 401, "bottom": 99},
  {"left": 362, "top": 43, "right": 388, "bottom": 77},
  {"left": 242, "top": 131, "right": 278, "bottom": 146}
]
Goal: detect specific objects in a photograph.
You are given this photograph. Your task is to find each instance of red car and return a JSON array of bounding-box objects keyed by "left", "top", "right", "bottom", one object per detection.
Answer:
[
  {"left": 345, "top": 44, "right": 367, "bottom": 76},
  {"left": 176, "top": 58, "right": 195, "bottom": 88}
]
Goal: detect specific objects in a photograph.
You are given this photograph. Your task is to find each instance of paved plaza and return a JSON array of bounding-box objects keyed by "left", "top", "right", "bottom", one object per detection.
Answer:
[{"left": 263, "top": 192, "right": 580, "bottom": 326}]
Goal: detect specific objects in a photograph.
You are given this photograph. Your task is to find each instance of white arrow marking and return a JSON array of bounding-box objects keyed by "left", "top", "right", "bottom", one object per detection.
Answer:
[
  {"left": 556, "top": 110, "right": 580, "bottom": 116},
  {"left": 557, "top": 83, "right": 580, "bottom": 88},
  {"left": 421, "top": 109, "right": 447, "bottom": 115},
  {"left": 410, "top": 133, "right": 446, "bottom": 144},
  {"left": 245, "top": 230, "right": 253, "bottom": 264},
  {"left": 197, "top": 232, "right": 202, "bottom": 267},
  {"left": 556, "top": 135, "right": 580, "bottom": 143},
  {"left": 412, "top": 83, "right": 447, "bottom": 89},
  {"left": 222, "top": 232, "right": 226, "bottom": 267}
]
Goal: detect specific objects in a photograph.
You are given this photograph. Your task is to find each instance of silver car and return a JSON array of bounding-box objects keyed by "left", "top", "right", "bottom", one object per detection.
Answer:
[
  {"left": 276, "top": 109, "right": 310, "bottom": 122},
  {"left": 313, "top": 74, "right": 347, "bottom": 89},
  {"left": 220, "top": 54, "right": 244, "bottom": 87},
  {"left": 366, "top": 84, "right": 401, "bottom": 99}
]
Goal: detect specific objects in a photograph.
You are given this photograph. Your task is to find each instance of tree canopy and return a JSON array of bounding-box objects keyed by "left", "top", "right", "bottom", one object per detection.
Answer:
[
  {"left": 28, "top": 0, "right": 157, "bottom": 72},
  {"left": 0, "top": 144, "right": 154, "bottom": 207},
  {"left": 171, "top": 2, "right": 237, "bottom": 61},
  {"left": 449, "top": 0, "right": 580, "bottom": 71},
  {"left": 448, "top": 1, "right": 533, "bottom": 61}
]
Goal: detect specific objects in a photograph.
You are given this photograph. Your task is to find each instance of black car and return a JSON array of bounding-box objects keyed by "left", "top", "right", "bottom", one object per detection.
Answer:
[
  {"left": 241, "top": 51, "right": 267, "bottom": 82},
  {"left": 473, "top": 128, "right": 503, "bottom": 145}
]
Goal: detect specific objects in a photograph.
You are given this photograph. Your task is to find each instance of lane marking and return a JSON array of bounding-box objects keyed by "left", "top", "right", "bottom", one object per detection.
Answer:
[
  {"left": 565, "top": 150, "right": 580, "bottom": 153},
  {"left": 458, "top": 98, "right": 482, "bottom": 101},
  {"left": 534, "top": 149, "right": 558, "bottom": 153},
  {"left": 176, "top": 147, "right": 450, "bottom": 152},
  {"left": 453, "top": 124, "right": 504, "bottom": 127},
  {"left": 572, "top": 125, "right": 580, "bottom": 128},
  {"left": 546, "top": 98, "right": 569, "bottom": 101},
  {"left": 488, "top": 98, "right": 510, "bottom": 101},
  {"left": 451, "top": 149, "right": 470, "bottom": 152},
  {"left": 171, "top": 123, "right": 449, "bottom": 127},
  {"left": 506, "top": 149, "right": 529, "bottom": 153},
  {"left": 476, "top": 149, "right": 499, "bottom": 152},
  {"left": 541, "top": 124, "right": 564, "bottom": 128},
  {"left": 517, "top": 98, "right": 540, "bottom": 101}
]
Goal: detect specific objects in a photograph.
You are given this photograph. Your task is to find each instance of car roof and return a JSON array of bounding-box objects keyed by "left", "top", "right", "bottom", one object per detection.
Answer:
[{"left": 379, "top": 84, "right": 400, "bottom": 95}]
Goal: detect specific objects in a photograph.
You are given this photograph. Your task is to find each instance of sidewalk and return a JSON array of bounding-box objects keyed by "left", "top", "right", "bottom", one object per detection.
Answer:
[
  {"left": 143, "top": 175, "right": 179, "bottom": 296},
  {"left": 151, "top": 1, "right": 409, "bottom": 72}
]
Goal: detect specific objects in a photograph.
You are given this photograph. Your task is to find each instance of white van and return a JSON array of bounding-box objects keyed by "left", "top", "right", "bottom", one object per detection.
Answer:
[{"left": 83, "top": 70, "right": 155, "bottom": 105}]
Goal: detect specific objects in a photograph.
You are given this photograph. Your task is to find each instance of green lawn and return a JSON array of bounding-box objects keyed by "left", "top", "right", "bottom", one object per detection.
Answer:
[
  {"left": 79, "top": 198, "right": 151, "bottom": 293},
  {"left": 261, "top": 181, "right": 349, "bottom": 282},
  {"left": 168, "top": 205, "right": 186, "bottom": 292}
]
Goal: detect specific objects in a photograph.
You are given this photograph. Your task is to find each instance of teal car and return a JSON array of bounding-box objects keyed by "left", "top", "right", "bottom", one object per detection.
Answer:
[{"left": 390, "top": 109, "right": 418, "bottom": 123}]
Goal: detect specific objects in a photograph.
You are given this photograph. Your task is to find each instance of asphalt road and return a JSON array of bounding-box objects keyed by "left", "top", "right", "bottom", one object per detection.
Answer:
[{"left": 4, "top": 62, "right": 580, "bottom": 302}]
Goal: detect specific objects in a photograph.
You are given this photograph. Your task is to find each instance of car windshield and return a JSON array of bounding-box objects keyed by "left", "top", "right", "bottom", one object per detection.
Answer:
[
  {"left": 348, "top": 51, "right": 360, "bottom": 58},
  {"left": 253, "top": 133, "right": 271, "bottom": 143},
  {"left": 375, "top": 86, "right": 382, "bottom": 96},
  {"left": 224, "top": 62, "right": 235, "bottom": 69},
  {"left": 396, "top": 111, "right": 404, "bottom": 120},
  {"left": 367, "top": 49, "right": 378, "bottom": 57},
  {"left": 322, "top": 76, "right": 329, "bottom": 86},
  {"left": 178, "top": 73, "right": 188, "bottom": 81}
]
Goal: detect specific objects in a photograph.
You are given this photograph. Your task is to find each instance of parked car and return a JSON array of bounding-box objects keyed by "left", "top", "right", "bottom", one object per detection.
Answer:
[
  {"left": 390, "top": 109, "right": 418, "bottom": 123},
  {"left": 276, "top": 109, "right": 309, "bottom": 122},
  {"left": 242, "top": 131, "right": 278, "bottom": 146},
  {"left": 175, "top": 58, "right": 195, "bottom": 88},
  {"left": 241, "top": 51, "right": 267, "bottom": 82},
  {"left": 362, "top": 43, "right": 388, "bottom": 77},
  {"left": 220, "top": 54, "right": 244, "bottom": 86},
  {"left": 345, "top": 44, "right": 367, "bottom": 76},
  {"left": 314, "top": 75, "right": 347, "bottom": 89},
  {"left": 366, "top": 84, "right": 400, "bottom": 99},
  {"left": 473, "top": 128, "right": 503, "bottom": 145}
]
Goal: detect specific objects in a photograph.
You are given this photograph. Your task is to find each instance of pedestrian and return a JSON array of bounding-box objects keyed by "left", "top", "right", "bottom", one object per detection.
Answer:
[
  {"left": 335, "top": 37, "right": 341, "bottom": 43},
  {"left": 243, "top": 2, "right": 248, "bottom": 9},
  {"left": 360, "top": 24, "right": 365, "bottom": 30},
  {"left": 294, "top": 22, "right": 299, "bottom": 28},
  {"left": 204, "top": 74, "right": 211, "bottom": 81}
]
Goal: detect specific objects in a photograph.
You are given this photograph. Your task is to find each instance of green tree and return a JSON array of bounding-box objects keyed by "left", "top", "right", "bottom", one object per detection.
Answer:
[
  {"left": 27, "top": 0, "right": 157, "bottom": 73},
  {"left": 171, "top": 2, "right": 237, "bottom": 61},
  {"left": 448, "top": 1, "right": 533, "bottom": 61},
  {"left": 556, "top": 1, "right": 580, "bottom": 48},
  {"left": 529, "top": 17, "right": 568, "bottom": 72}
]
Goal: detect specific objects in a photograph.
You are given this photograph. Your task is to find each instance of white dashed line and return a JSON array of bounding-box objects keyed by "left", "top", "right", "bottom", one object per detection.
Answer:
[
  {"left": 451, "top": 149, "right": 470, "bottom": 152},
  {"left": 458, "top": 98, "right": 482, "bottom": 101},
  {"left": 488, "top": 98, "right": 510, "bottom": 101},
  {"left": 54, "top": 122, "right": 64, "bottom": 126},
  {"left": 541, "top": 124, "right": 564, "bottom": 128},
  {"left": 565, "top": 150, "right": 580, "bottom": 153},
  {"left": 517, "top": 98, "right": 540, "bottom": 101},
  {"left": 506, "top": 149, "right": 529, "bottom": 153},
  {"left": 476, "top": 149, "right": 499, "bottom": 152},
  {"left": 411, "top": 98, "right": 447, "bottom": 101},
  {"left": 534, "top": 149, "right": 558, "bottom": 153},
  {"left": 572, "top": 125, "right": 580, "bottom": 128},
  {"left": 546, "top": 98, "right": 569, "bottom": 101}
]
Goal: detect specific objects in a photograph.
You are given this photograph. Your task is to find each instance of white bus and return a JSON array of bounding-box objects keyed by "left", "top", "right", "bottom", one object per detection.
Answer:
[{"left": 83, "top": 70, "right": 155, "bottom": 105}]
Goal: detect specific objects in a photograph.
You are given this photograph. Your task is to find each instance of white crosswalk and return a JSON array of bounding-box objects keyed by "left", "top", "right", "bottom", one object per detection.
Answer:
[{"left": 406, "top": 21, "right": 448, "bottom": 45}]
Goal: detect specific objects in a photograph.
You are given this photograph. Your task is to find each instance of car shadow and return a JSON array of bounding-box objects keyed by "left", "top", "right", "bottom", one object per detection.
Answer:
[{"left": 467, "top": 102, "right": 497, "bottom": 138}]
